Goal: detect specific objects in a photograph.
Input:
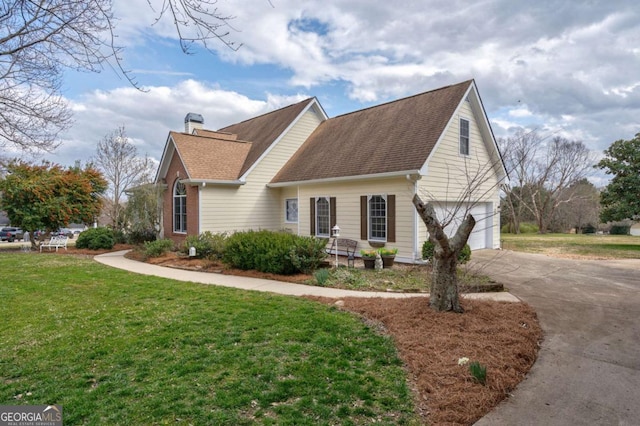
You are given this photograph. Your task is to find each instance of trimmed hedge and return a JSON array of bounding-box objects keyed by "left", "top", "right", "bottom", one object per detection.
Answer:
[
  {"left": 75, "top": 227, "right": 115, "bottom": 250},
  {"left": 422, "top": 240, "right": 471, "bottom": 264},
  {"left": 223, "top": 230, "right": 327, "bottom": 275},
  {"left": 610, "top": 224, "right": 630, "bottom": 235}
]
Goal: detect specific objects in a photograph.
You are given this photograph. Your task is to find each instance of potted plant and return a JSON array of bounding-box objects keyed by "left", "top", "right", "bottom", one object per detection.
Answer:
[
  {"left": 378, "top": 247, "right": 398, "bottom": 268},
  {"left": 360, "top": 249, "right": 377, "bottom": 269}
]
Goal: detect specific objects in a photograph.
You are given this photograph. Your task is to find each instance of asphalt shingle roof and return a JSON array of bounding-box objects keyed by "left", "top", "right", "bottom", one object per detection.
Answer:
[
  {"left": 271, "top": 80, "right": 472, "bottom": 183},
  {"left": 218, "top": 98, "right": 316, "bottom": 176},
  {"left": 171, "top": 132, "right": 251, "bottom": 180}
]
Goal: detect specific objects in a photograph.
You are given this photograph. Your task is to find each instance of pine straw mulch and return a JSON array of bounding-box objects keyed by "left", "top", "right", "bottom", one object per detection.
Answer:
[{"left": 306, "top": 296, "right": 542, "bottom": 425}]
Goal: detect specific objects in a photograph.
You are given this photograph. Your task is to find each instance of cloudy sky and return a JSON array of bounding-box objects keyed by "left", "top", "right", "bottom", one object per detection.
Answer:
[{"left": 48, "top": 0, "right": 639, "bottom": 186}]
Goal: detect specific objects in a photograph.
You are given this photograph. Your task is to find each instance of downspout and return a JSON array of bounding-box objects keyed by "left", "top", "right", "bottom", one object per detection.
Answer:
[
  {"left": 407, "top": 174, "right": 421, "bottom": 263},
  {"left": 413, "top": 178, "right": 419, "bottom": 262},
  {"left": 297, "top": 185, "right": 301, "bottom": 236},
  {"left": 198, "top": 183, "right": 203, "bottom": 235}
]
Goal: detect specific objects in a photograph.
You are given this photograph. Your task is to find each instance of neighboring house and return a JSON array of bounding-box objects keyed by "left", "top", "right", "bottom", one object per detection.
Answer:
[{"left": 155, "top": 80, "right": 507, "bottom": 263}]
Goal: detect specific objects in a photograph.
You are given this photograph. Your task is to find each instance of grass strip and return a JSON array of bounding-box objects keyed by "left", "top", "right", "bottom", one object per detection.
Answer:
[{"left": 0, "top": 253, "right": 419, "bottom": 425}]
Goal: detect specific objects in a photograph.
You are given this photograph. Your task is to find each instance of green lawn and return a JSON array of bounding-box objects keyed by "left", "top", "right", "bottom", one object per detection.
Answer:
[
  {"left": 0, "top": 254, "right": 419, "bottom": 425},
  {"left": 501, "top": 233, "right": 640, "bottom": 258}
]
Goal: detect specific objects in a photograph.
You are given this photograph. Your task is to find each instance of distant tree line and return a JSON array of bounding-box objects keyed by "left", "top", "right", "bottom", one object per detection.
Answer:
[
  {"left": 498, "top": 130, "right": 598, "bottom": 234},
  {"left": 498, "top": 130, "right": 640, "bottom": 234}
]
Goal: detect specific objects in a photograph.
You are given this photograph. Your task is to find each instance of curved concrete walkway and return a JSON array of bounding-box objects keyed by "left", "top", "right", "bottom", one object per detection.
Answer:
[
  {"left": 94, "top": 250, "right": 519, "bottom": 301},
  {"left": 471, "top": 250, "right": 640, "bottom": 426}
]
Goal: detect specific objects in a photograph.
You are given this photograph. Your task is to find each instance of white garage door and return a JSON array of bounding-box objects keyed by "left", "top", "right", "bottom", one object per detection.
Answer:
[{"left": 432, "top": 202, "right": 493, "bottom": 250}]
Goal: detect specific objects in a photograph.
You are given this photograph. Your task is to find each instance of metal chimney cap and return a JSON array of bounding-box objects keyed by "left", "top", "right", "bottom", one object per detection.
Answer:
[{"left": 184, "top": 113, "right": 204, "bottom": 124}]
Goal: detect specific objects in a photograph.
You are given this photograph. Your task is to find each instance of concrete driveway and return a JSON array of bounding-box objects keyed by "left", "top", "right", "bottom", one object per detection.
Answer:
[{"left": 471, "top": 250, "right": 640, "bottom": 426}]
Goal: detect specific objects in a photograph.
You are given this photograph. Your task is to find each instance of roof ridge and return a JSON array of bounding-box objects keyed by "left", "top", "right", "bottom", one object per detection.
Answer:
[
  {"left": 219, "top": 97, "right": 315, "bottom": 130},
  {"left": 170, "top": 131, "right": 252, "bottom": 145},
  {"left": 330, "top": 80, "right": 473, "bottom": 120}
]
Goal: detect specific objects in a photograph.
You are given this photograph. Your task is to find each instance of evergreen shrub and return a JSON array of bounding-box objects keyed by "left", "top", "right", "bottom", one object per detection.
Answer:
[
  {"left": 75, "top": 227, "right": 115, "bottom": 250},
  {"left": 223, "top": 230, "right": 326, "bottom": 275},
  {"left": 610, "top": 224, "right": 630, "bottom": 235},
  {"left": 144, "top": 239, "right": 174, "bottom": 258},
  {"left": 181, "top": 231, "right": 228, "bottom": 260},
  {"left": 128, "top": 228, "right": 157, "bottom": 245}
]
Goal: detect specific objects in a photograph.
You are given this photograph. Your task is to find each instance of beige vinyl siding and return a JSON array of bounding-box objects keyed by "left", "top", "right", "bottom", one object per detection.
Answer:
[
  {"left": 293, "top": 176, "right": 419, "bottom": 262},
  {"left": 421, "top": 101, "right": 499, "bottom": 200},
  {"left": 418, "top": 100, "right": 502, "bottom": 249},
  {"left": 280, "top": 186, "right": 299, "bottom": 233},
  {"left": 198, "top": 109, "right": 323, "bottom": 233}
]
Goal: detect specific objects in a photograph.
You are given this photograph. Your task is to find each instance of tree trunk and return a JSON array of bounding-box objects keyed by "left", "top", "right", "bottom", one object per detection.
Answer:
[
  {"left": 430, "top": 250, "right": 463, "bottom": 312},
  {"left": 412, "top": 194, "right": 475, "bottom": 313}
]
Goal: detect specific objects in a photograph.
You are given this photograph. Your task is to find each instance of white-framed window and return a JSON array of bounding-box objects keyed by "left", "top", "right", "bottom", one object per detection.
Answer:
[
  {"left": 173, "top": 180, "right": 187, "bottom": 233},
  {"left": 285, "top": 198, "right": 298, "bottom": 223},
  {"left": 459, "top": 118, "right": 470, "bottom": 156},
  {"left": 316, "top": 197, "right": 330, "bottom": 237},
  {"left": 368, "top": 195, "right": 387, "bottom": 241}
]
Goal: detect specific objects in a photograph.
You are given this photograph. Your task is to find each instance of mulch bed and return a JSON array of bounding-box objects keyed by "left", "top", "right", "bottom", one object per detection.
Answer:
[{"left": 307, "top": 297, "right": 542, "bottom": 425}]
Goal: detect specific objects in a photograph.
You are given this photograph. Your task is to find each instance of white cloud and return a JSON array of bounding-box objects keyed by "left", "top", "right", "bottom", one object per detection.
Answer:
[
  {"left": 49, "top": 80, "right": 309, "bottom": 166},
  {"left": 44, "top": 0, "right": 640, "bottom": 172},
  {"left": 509, "top": 107, "right": 534, "bottom": 118}
]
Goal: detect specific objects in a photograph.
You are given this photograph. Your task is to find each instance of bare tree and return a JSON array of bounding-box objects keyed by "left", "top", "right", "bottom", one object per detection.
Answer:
[
  {"left": 0, "top": 0, "right": 239, "bottom": 154},
  {"left": 413, "top": 194, "right": 475, "bottom": 312},
  {"left": 498, "top": 129, "right": 537, "bottom": 233},
  {"left": 499, "top": 131, "right": 594, "bottom": 233},
  {"left": 413, "top": 152, "right": 507, "bottom": 313},
  {"left": 93, "top": 126, "right": 153, "bottom": 230},
  {"left": 551, "top": 179, "right": 600, "bottom": 233}
]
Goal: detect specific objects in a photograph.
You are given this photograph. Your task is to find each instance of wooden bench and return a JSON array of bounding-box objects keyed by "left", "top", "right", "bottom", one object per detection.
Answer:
[
  {"left": 40, "top": 235, "right": 69, "bottom": 252},
  {"left": 326, "top": 238, "right": 358, "bottom": 265}
]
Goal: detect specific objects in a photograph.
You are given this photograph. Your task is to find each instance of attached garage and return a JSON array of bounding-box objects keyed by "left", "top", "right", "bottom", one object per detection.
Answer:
[{"left": 432, "top": 202, "right": 494, "bottom": 250}]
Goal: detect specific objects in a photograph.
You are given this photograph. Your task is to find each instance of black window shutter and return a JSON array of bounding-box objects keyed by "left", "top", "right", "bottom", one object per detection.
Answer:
[
  {"left": 387, "top": 194, "right": 396, "bottom": 242},
  {"left": 310, "top": 198, "right": 315, "bottom": 235},
  {"left": 330, "top": 197, "right": 337, "bottom": 231},
  {"left": 360, "top": 195, "right": 368, "bottom": 240}
]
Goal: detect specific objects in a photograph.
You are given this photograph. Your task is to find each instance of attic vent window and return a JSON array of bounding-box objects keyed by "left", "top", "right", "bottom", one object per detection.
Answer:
[{"left": 459, "top": 118, "right": 470, "bottom": 156}]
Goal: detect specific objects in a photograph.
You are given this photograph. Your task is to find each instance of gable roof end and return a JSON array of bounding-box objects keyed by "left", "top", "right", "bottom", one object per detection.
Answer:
[
  {"left": 219, "top": 98, "right": 318, "bottom": 176},
  {"left": 170, "top": 131, "right": 252, "bottom": 181}
]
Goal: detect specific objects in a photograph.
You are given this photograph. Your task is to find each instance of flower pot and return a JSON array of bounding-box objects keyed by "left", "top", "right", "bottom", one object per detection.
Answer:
[
  {"left": 363, "top": 257, "right": 376, "bottom": 269},
  {"left": 381, "top": 255, "right": 395, "bottom": 268}
]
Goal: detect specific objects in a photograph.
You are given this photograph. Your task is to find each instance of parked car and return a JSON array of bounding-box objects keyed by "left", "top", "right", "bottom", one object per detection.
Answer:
[
  {"left": 0, "top": 227, "right": 24, "bottom": 242},
  {"left": 51, "top": 228, "right": 75, "bottom": 238}
]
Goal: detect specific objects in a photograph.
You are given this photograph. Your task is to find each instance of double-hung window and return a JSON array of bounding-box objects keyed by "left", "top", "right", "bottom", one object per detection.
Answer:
[
  {"left": 361, "top": 194, "right": 395, "bottom": 242},
  {"left": 173, "top": 180, "right": 187, "bottom": 233},
  {"left": 316, "top": 197, "right": 330, "bottom": 236},
  {"left": 368, "top": 195, "right": 387, "bottom": 241},
  {"left": 459, "top": 118, "right": 470, "bottom": 156}
]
